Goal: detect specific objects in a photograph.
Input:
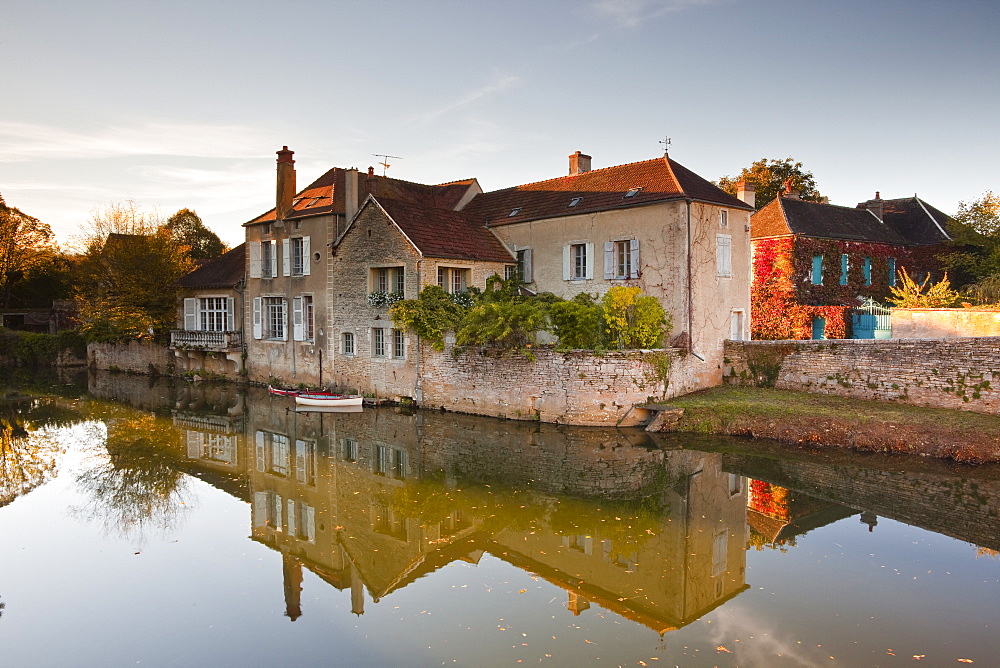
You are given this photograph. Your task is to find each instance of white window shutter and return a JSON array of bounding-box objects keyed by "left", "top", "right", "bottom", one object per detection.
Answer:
[
  {"left": 717, "top": 234, "right": 732, "bottom": 277},
  {"left": 249, "top": 242, "right": 262, "bottom": 278},
  {"left": 302, "top": 236, "right": 311, "bottom": 275},
  {"left": 183, "top": 298, "right": 198, "bottom": 330},
  {"left": 629, "top": 239, "right": 640, "bottom": 278},
  {"left": 292, "top": 296, "right": 304, "bottom": 341},
  {"left": 603, "top": 242, "right": 615, "bottom": 279},
  {"left": 282, "top": 239, "right": 291, "bottom": 276},
  {"left": 295, "top": 440, "right": 306, "bottom": 484},
  {"left": 252, "top": 297, "right": 262, "bottom": 339},
  {"left": 562, "top": 245, "right": 571, "bottom": 280},
  {"left": 255, "top": 431, "right": 265, "bottom": 472},
  {"left": 585, "top": 243, "right": 595, "bottom": 279},
  {"left": 522, "top": 248, "right": 532, "bottom": 283},
  {"left": 226, "top": 298, "right": 234, "bottom": 331},
  {"left": 280, "top": 299, "right": 288, "bottom": 341},
  {"left": 287, "top": 499, "right": 296, "bottom": 537},
  {"left": 186, "top": 432, "right": 202, "bottom": 459},
  {"left": 306, "top": 505, "right": 316, "bottom": 542},
  {"left": 269, "top": 240, "right": 278, "bottom": 278},
  {"left": 253, "top": 492, "right": 267, "bottom": 527}
]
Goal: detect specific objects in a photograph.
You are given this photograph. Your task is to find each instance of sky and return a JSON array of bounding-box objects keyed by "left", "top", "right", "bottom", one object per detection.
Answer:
[{"left": 2, "top": 0, "right": 998, "bottom": 248}]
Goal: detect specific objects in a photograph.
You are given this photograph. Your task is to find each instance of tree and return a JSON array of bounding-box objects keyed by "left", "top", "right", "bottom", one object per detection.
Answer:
[
  {"left": 0, "top": 193, "right": 58, "bottom": 308},
  {"left": 717, "top": 157, "right": 823, "bottom": 210},
  {"left": 886, "top": 269, "right": 961, "bottom": 308},
  {"left": 954, "top": 191, "right": 1000, "bottom": 236},
  {"left": 939, "top": 191, "right": 1000, "bottom": 288},
  {"left": 75, "top": 201, "right": 195, "bottom": 340},
  {"left": 162, "top": 208, "right": 226, "bottom": 260}
]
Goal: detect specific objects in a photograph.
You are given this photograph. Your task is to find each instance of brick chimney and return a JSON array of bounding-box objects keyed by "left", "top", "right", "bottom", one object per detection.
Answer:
[
  {"left": 736, "top": 180, "right": 755, "bottom": 209},
  {"left": 783, "top": 178, "right": 800, "bottom": 200},
  {"left": 275, "top": 146, "right": 296, "bottom": 222},
  {"left": 864, "top": 191, "right": 884, "bottom": 220},
  {"left": 569, "top": 151, "right": 592, "bottom": 176},
  {"left": 344, "top": 168, "right": 359, "bottom": 220}
]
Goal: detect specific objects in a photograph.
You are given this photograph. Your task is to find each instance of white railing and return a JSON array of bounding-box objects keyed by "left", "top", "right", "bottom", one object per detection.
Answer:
[{"left": 170, "top": 330, "right": 243, "bottom": 351}]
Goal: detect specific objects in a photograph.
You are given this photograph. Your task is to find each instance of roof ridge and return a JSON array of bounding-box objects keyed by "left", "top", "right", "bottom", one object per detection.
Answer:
[{"left": 483, "top": 156, "right": 667, "bottom": 194}]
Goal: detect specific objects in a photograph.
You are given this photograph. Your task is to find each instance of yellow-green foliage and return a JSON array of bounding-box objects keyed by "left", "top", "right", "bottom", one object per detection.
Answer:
[
  {"left": 887, "top": 269, "right": 961, "bottom": 308},
  {"left": 389, "top": 285, "right": 467, "bottom": 351},
  {"left": 602, "top": 286, "right": 671, "bottom": 349}
]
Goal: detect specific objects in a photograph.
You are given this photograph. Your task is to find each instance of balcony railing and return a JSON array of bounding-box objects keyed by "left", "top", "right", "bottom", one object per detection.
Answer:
[{"left": 170, "top": 330, "right": 243, "bottom": 351}]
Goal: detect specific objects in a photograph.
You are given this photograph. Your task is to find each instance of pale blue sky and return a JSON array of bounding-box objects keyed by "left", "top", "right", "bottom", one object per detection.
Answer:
[{"left": 2, "top": 0, "right": 998, "bottom": 247}]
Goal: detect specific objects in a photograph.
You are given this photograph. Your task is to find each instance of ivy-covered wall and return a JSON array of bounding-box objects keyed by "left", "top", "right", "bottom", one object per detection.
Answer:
[{"left": 751, "top": 236, "right": 944, "bottom": 340}]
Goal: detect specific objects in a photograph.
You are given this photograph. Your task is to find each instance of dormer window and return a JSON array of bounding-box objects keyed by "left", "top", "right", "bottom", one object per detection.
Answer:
[
  {"left": 508, "top": 207, "right": 522, "bottom": 217},
  {"left": 624, "top": 187, "right": 642, "bottom": 199},
  {"left": 263, "top": 223, "right": 271, "bottom": 236},
  {"left": 309, "top": 197, "right": 322, "bottom": 206},
  {"left": 568, "top": 197, "right": 583, "bottom": 207}
]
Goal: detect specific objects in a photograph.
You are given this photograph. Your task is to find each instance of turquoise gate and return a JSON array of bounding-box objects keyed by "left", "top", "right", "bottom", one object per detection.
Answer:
[{"left": 851, "top": 298, "right": 892, "bottom": 339}]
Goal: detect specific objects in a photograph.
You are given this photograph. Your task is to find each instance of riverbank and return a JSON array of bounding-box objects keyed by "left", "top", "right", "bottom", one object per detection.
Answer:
[{"left": 661, "top": 386, "right": 1000, "bottom": 464}]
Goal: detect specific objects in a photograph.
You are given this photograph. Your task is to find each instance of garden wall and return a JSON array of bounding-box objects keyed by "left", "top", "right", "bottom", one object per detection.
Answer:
[
  {"left": 724, "top": 337, "right": 1000, "bottom": 415},
  {"left": 419, "top": 347, "right": 711, "bottom": 426},
  {"left": 88, "top": 341, "right": 175, "bottom": 375},
  {"left": 892, "top": 308, "right": 1000, "bottom": 338}
]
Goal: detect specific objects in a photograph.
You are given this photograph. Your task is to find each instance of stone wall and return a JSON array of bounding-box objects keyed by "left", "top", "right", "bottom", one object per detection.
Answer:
[
  {"left": 88, "top": 341, "right": 175, "bottom": 375},
  {"left": 724, "top": 338, "right": 1000, "bottom": 415},
  {"left": 419, "top": 346, "right": 711, "bottom": 425},
  {"left": 892, "top": 308, "right": 1000, "bottom": 338}
]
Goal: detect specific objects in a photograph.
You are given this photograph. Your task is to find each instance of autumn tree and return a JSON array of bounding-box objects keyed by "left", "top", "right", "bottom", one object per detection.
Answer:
[
  {"left": 0, "top": 193, "right": 59, "bottom": 308},
  {"left": 75, "top": 201, "right": 194, "bottom": 341},
  {"left": 717, "top": 157, "right": 823, "bottom": 210},
  {"left": 939, "top": 191, "right": 1000, "bottom": 293},
  {"left": 163, "top": 208, "right": 226, "bottom": 260}
]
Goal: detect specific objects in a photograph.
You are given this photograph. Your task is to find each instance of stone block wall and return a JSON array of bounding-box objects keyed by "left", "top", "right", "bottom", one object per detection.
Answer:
[
  {"left": 419, "top": 347, "right": 710, "bottom": 425},
  {"left": 88, "top": 341, "right": 175, "bottom": 375},
  {"left": 892, "top": 308, "right": 1000, "bottom": 338},
  {"left": 724, "top": 338, "right": 1000, "bottom": 415}
]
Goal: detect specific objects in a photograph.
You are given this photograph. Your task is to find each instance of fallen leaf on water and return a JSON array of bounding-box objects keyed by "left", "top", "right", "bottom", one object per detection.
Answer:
[
  {"left": 912, "top": 655, "right": 925, "bottom": 660},
  {"left": 717, "top": 646, "right": 732, "bottom": 654},
  {"left": 518, "top": 589, "right": 526, "bottom": 593},
  {"left": 958, "top": 660, "right": 973, "bottom": 664}
]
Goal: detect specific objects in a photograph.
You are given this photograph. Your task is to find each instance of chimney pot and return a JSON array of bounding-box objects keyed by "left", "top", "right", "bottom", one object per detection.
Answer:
[
  {"left": 568, "top": 151, "right": 592, "bottom": 176},
  {"left": 875, "top": 191, "right": 881, "bottom": 200},
  {"left": 367, "top": 166, "right": 375, "bottom": 177},
  {"left": 736, "top": 180, "right": 755, "bottom": 209},
  {"left": 275, "top": 146, "right": 296, "bottom": 220}
]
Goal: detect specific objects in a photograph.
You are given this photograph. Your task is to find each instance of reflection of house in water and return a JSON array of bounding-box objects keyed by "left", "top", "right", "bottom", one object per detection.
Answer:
[
  {"left": 185, "top": 395, "right": 751, "bottom": 634},
  {"left": 746, "top": 480, "right": 854, "bottom": 551}
]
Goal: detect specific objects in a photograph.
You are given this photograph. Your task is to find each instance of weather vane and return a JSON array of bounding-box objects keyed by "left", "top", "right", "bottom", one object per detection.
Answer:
[
  {"left": 372, "top": 153, "right": 403, "bottom": 176},
  {"left": 659, "top": 136, "right": 671, "bottom": 156}
]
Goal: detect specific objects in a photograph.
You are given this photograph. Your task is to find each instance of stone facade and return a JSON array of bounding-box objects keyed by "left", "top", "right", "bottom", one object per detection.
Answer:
[
  {"left": 88, "top": 340, "right": 175, "bottom": 375},
  {"left": 419, "top": 346, "right": 707, "bottom": 425},
  {"left": 892, "top": 308, "right": 1000, "bottom": 338},
  {"left": 724, "top": 338, "right": 1000, "bottom": 415}
]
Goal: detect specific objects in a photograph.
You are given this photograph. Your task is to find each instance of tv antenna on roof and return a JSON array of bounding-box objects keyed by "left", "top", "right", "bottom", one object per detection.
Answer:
[
  {"left": 372, "top": 154, "right": 403, "bottom": 176},
  {"left": 659, "top": 136, "right": 671, "bottom": 156}
]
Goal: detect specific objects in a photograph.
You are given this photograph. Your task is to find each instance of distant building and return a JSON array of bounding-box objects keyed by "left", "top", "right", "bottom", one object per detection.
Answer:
[{"left": 750, "top": 188, "right": 951, "bottom": 339}]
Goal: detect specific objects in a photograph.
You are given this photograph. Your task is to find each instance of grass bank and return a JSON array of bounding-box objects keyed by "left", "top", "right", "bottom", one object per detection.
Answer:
[{"left": 665, "top": 386, "right": 1000, "bottom": 464}]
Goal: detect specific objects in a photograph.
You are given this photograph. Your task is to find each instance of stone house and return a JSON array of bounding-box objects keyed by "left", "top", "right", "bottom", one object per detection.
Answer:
[
  {"left": 750, "top": 189, "right": 951, "bottom": 339},
  {"left": 462, "top": 151, "right": 754, "bottom": 389},
  {"left": 170, "top": 243, "right": 246, "bottom": 376}
]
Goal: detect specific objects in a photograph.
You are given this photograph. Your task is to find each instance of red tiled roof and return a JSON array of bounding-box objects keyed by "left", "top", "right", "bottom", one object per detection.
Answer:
[
  {"left": 179, "top": 243, "right": 246, "bottom": 289},
  {"left": 462, "top": 156, "right": 751, "bottom": 226},
  {"left": 374, "top": 198, "right": 514, "bottom": 263},
  {"left": 247, "top": 169, "right": 479, "bottom": 225}
]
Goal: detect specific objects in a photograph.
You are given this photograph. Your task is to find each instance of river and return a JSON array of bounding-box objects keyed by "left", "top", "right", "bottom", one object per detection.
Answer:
[{"left": 0, "top": 368, "right": 997, "bottom": 666}]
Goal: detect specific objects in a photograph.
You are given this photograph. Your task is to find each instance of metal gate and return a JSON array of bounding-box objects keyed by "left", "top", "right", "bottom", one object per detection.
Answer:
[{"left": 851, "top": 298, "right": 891, "bottom": 339}]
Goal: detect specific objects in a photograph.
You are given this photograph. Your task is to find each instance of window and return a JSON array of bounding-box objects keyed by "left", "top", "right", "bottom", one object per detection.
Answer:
[
  {"left": 863, "top": 257, "right": 872, "bottom": 286},
  {"left": 840, "top": 254, "right": 849, "bottom": 285},
  {"left": 372, "top": 327, "right": 385, "bottom": 357},
  {"left": 604, "top": 240, "right": 639, "bottom": 279},
  {"left": 811, "top": 255, "right": 824, "bottom": 285},
  {"left": 392, "top": 329, "right": 405, "bottom": 359},
  {"left": 183, "top": 297, "right": 233, "bottom": 331},
  {"left": 294, "top": 439, "right": 316, "bottom": 486},
  {"left": 568, "top": 197, "right": 582, "bottom": 207},
  {"left": 505, "top": 264, "right": 517, "bottom": 280},
  {"left": 437, "top": 267, "right": 470, "bottom": 294},
  {"left": 284, "top": 237, "right": 310, "bottom": 276},
  {"left": 292, "top": 295, "right": 313, "bottom": 341},
  {"left": 372, "top": 266, "right": 405, "bottom": 295},
  {"left": 728, "top": 473, "right": 743, "bottom": 496},
  {"left": 253, "top": 297, "right": 286, "bottom": 340},
  {"left": 508, "top": 207, "right": 521, "bottom": 217},
  {"left": 624, "top": 187, "right": 642, "bottom": 198},
  {"left": 341, "top": 437, "right": 358, "bottom": 462},
  {"left": 249, "top": 240, "right": 277, "bottom": 279},
  {"left": 563, "top": 243, "right": 593, "bottom": 280},
  {"left": 517, "top": 248, "right": 533, "bottom": 283},
  {"left": 720, "top": 210, "right": 728, "bottom": 227},
  {"left": 342, "top": 331, "right": 355, "bottom": 356},
  {"left": 716, "top": 234, "right": 732, "bottom": 277},
  {"left": 888, "top": 258, "right": 897, "bottom": 286},
  {"left": 730, "top": 310, "right": 744, "bottom": 341},
  {"left": 712, "top": 530, "right": 728, "bottom": 577}
]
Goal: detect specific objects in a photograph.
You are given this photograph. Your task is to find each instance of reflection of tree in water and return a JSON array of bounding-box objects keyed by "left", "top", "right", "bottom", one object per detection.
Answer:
[
  {"left": 0, "top": 397, "right": 73, "bottom": 507},
  {"left": 73, "top": 411, "right": 191, "bottom": 539}
]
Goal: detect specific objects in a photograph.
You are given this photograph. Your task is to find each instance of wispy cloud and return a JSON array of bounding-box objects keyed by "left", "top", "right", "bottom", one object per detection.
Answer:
[
  {"left": 589, "top": 0, "right": 717, "bottom": 28},
  {"left": 408, "top": 75, "right": 522, "bottom": 125},
  {"left": 0, "top": 121, "right": 272, "bottom": 162}
]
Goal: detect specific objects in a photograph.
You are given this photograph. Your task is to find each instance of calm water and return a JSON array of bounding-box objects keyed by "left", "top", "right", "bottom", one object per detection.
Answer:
[{"left": 1, "top": 369, "right": 998, "bottom": 667}]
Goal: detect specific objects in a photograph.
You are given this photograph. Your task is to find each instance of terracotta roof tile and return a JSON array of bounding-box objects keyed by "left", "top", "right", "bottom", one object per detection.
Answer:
[
  {"left": 463, "top": 156, "right": 751, "bottom": 226},
  {"left": 375, "top": 198, "right": 513, "bottom": 263}
]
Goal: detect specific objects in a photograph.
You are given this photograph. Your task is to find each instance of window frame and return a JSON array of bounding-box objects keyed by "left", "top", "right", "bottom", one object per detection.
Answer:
[
  {"left": 372, "top": 327, "right": 386, "bottom": 357},
  {"left": 716, "top": 234, "right": 732, "bottom": 278},
  {"left": 342, "top": 331, "right": 355, "bottom": 356}
]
